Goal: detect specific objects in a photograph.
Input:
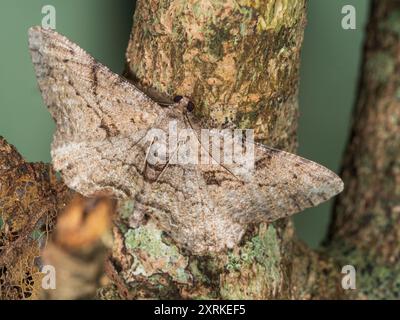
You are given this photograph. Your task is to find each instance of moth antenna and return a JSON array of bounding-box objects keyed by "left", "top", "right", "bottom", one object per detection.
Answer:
[{"left": 183, "top": 113, "right": 240, "bottom": 181}]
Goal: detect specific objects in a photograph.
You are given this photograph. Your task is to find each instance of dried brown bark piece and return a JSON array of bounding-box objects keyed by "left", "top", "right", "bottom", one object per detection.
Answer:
[{"left": 0, "top": 137, "right": 71, "bottom": 299}]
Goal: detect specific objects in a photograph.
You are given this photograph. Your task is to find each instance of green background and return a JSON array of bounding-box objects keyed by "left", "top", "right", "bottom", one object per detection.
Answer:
[{"left": 0, "top": 0, "right": 370, "bottom": 248}]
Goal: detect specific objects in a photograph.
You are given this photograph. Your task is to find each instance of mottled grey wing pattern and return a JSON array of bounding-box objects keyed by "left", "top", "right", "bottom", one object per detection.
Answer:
[
  {"left": 29, "top": 26, "right": 343, "bottom": 254},
  {"left": 29, "top": 26, "right": 167, "bottom": 197},
  {"left": 137, "top": 119, "right": 343, "bottom": 253}
]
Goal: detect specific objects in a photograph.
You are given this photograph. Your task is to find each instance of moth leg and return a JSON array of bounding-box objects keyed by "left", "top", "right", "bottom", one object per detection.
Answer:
[
  {"left": 142, "top": 136, "right": 155, "bottom": 174},
  {"left": 154, "top": 138, "right": 185, "bottom": 183},
  {"left": 183, "top": 113, "right": 240, "bottom": 181}
]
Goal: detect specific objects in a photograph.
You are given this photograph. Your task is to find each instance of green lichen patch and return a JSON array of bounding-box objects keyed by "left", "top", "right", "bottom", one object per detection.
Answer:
[
  {"left": 97, "top": 284, "right": 123, "bottom": 300},
  {"left": 124, "top": 223, "right": 190, "bottom": 284},
  {"left": 117, "top": 199, "right": 135, "bottom": 220},
  {"left": 221, "top": 224, "right": 283, "bottom": 299},
  {"left": 329, "top": 242, "right": 400, "bottom": 300},
  {"left": 227, "top": 225, "right": 280, "bottom": 271},
  {"left": 379, "top": 10, "right": 400, "bottom": 37},
  {"left": 236, "top": 0, "right": 305, "bottom": 32},
  {"left": 366, "top": 52, "right": 395, "bottom": 84},
  {"left": 31, "top": 229, "right": 45, "bottom": 241},
  {"left": 396, "top": 88, "right": 400, "bottom": 100}
]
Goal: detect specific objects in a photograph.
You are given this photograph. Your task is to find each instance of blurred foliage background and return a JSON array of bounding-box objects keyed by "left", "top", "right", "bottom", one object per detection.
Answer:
[{"left": 0, "top": 0, "right": 370, "bottom": 248}]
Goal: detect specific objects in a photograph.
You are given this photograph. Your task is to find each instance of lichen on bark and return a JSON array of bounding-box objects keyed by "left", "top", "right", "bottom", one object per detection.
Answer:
[
  {"left": 327, "top": 0, "right": 400, "bottom": 299},
  {"left": 101, "top": 0, "right": 400, "bottom": 300},
  {"left": 111, "top": 0, "right": 313, "bottom": 300}
]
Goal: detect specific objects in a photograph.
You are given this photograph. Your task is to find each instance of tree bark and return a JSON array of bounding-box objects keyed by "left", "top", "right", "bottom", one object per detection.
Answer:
[
  {"left": 125, "top": 0, "right": 303, "bottom": 151},
  {"left": 328, "top": 0, "right": 400, "bottom": 299},
  {"left": 99, "top": 0, "right": 400, "bottom": 300},
  {"left": 4, "top": 0, "right": 398, "bottom": 301},
  {"left": 97, "top": 0, "right": 343, "bottom": 300},
  {"left": 3, "top": 0, "right": 400, "bottom": 301}
]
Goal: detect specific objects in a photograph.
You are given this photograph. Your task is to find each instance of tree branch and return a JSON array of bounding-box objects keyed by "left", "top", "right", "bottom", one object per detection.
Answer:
[
  {"left": 328, "top": 0, "right": 400, "bottom": 299},
  {"left": 99, "top": 0, "right": 348, "bottom": 300}
]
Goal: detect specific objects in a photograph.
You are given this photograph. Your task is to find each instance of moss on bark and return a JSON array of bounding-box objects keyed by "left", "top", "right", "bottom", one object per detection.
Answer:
[
  {"left": 100, "top": 0, "right": 400, "bottom": 300},
  {"left": 328, "top": 0, "right": 400, "bottom": 299},
  {"left": 110, "top": 0, "right": 312, "bottom": 300}
]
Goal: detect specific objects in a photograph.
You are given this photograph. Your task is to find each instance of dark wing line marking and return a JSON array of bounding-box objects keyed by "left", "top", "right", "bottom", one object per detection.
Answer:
[{"left": 183, "top": 112, "right": 240, "bottom": 181}]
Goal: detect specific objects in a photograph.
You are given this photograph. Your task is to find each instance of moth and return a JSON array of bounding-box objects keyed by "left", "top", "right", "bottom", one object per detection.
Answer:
[{"left": 28, "top": 26, "right": 344, "bottom": 254}]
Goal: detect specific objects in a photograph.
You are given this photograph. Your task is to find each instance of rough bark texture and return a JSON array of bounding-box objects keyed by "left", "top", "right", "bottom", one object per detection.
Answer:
[
  {"left": 97, "top": 0, "right": 343, "bottom": 300},
  {"left": 99, "top": 0, "right": 400, "bottom": 300},
  {"left": 328, "top": 0, "right": 400, "bottom": 299},
  {"left": 0, "top": 137, "right": 72, "bottom": 300},
  {"left": 125, "top": 0, "right": 304, "bottom": 151},
  {"left": 3, "top": 0, "right": 399, "bottom": 301}
]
